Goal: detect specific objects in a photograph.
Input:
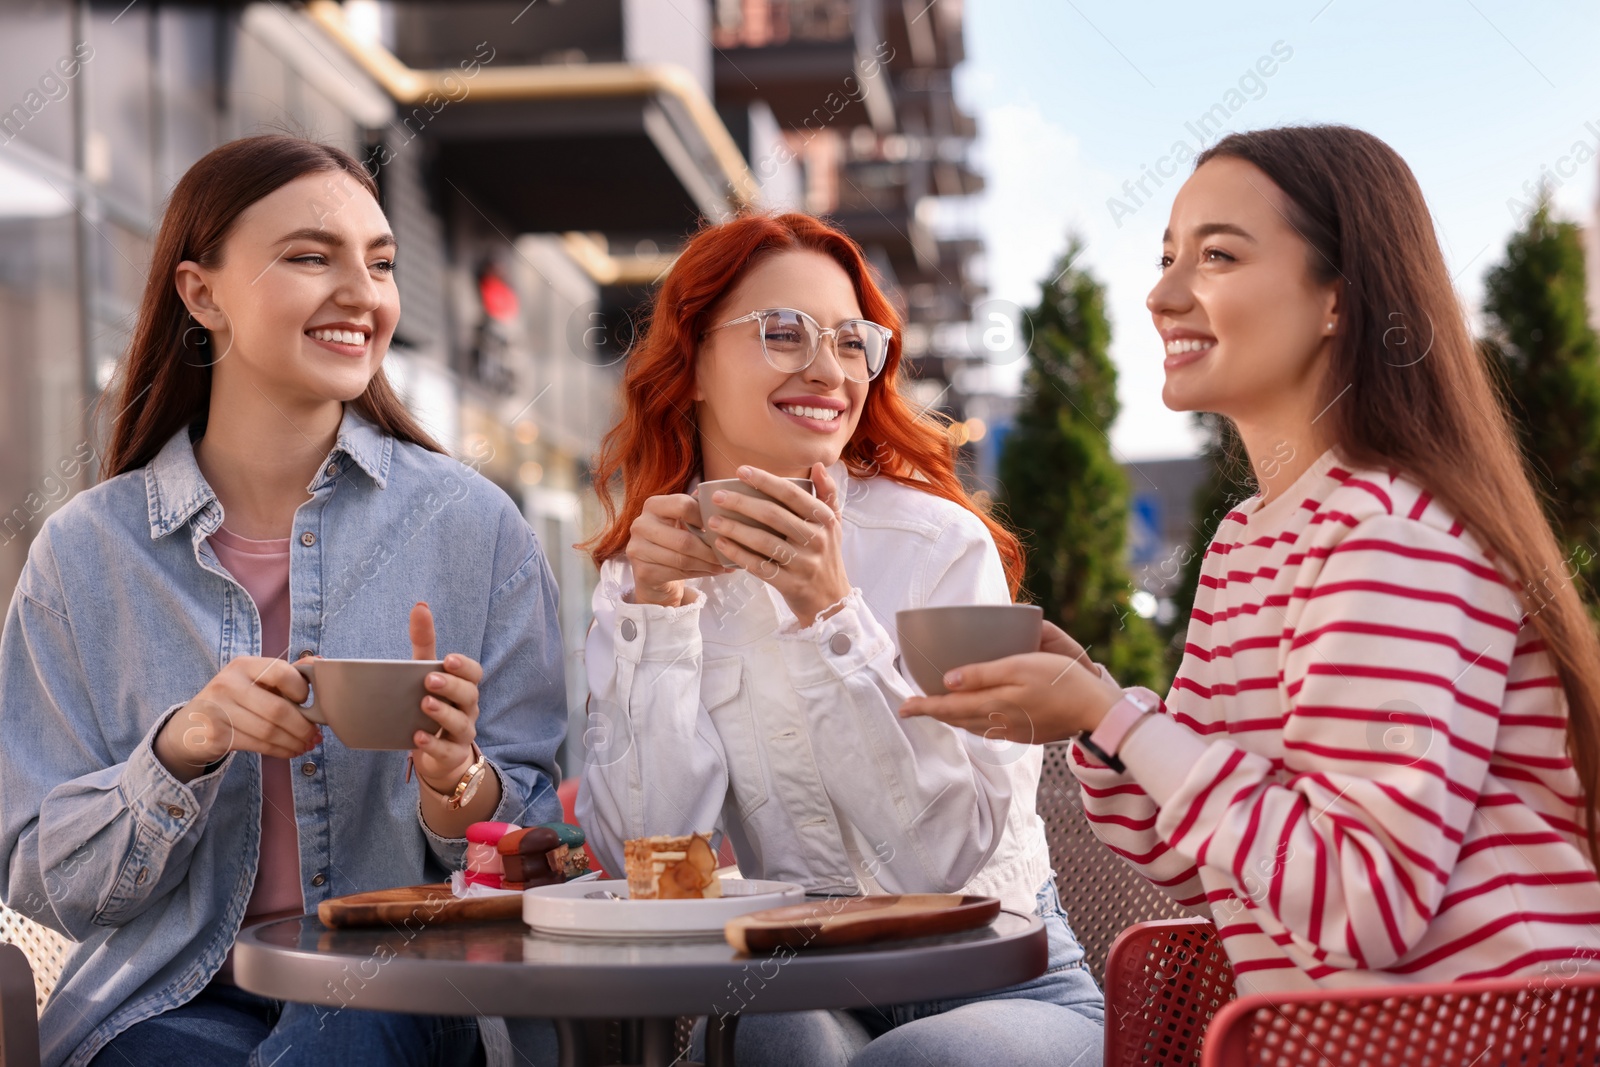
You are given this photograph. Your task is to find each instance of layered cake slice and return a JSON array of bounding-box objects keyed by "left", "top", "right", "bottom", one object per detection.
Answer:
[{"left": 623, "top": 832, "right": 722, "bottom": 899}]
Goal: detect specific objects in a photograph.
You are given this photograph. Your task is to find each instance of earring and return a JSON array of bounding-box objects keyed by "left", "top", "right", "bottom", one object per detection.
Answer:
[{"left": 1326, "top": 322, "right": 1334, "bottom": 331}]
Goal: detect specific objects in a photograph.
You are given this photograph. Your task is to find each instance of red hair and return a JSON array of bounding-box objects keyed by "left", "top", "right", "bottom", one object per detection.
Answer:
[{"left": 581, "top": 212, "right": 1025, "bottom": 598}]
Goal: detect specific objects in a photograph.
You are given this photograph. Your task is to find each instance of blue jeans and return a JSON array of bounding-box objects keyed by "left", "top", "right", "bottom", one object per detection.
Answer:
[
  {"left": 86, "top": 979, "right": 484, "bottom": 1067},
  {"left": 694, "top": 875, "right": 1105, "bottom": 1067}
]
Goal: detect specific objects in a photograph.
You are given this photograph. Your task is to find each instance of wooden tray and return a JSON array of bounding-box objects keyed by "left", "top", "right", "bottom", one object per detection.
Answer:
[
  {"left": 317, "top": 882, "right": 522, "bottom": 928},
  {"left": 724, "top": 893, "right": 1000, "bottom": 953}
]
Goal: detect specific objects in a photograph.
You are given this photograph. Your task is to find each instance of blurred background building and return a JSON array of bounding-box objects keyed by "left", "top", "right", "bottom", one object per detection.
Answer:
[{"left": 0, "top": 0, "right": 995, "bottom": 773}]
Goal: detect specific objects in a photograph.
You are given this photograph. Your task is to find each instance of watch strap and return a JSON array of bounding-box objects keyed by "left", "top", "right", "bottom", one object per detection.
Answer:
[{"left": 1080, "top": 687, "right": 1161, "bottom": 773}]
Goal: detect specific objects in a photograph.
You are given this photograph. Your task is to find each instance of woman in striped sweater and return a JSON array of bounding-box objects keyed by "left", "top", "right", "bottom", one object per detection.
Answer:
[{"left": 901, "top": 125, "right": 1600, "bottom": 992}]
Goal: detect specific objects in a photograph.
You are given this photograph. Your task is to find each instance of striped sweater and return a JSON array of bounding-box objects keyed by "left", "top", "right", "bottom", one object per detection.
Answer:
[{"left": 1072, "top": 448, "right": 1600, "bottom": 993}]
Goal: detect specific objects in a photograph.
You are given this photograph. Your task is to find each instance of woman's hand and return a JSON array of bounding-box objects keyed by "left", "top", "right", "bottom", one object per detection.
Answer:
[
  {"left": 898, "top": 621, "right": 1126, "bottom": 744},
  {"left": 625, "top": 492, "right": 736, "bottom": 608},
  {"left": 154, "top": 656, "right": 319, "bottom": 782},
  {"left": 406, "top": 602, "right": 486, "bottom": 797},
  {"left": 707, "top": 463, "right": 851, "bottom": 628}
]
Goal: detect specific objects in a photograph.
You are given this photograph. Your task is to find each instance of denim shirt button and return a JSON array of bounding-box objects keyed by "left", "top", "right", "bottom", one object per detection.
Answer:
[
  {"left": 297, "top": 649, "right": 313, "bottom": 661},
  {"left": 301, "top": 762, "right": 317, "bottom": 776},
  {"left": 311, "top": 872, "right": 326, "bottom": 887},
  {"left": 619, "top": 618, "right": 638, "bottom": 642},
  {"left": 165, "top": 805, "right": 185, "bottom": 819},
  {"left": 135, "top": 867, "right": 148, "bottom": 885},
  {"left": 828, "top": 633, "right": 851, "bottom": 655},
  {"left": 325, "top": 463, "right": 339, "bottom": 478},
  {"left": 299, "top": 531, "right": 316, "bottom": 547}
]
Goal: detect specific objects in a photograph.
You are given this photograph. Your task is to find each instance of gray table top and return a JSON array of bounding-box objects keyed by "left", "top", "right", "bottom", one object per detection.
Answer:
[{"left": 233, "top": 909, "right": 1047, "bottom": 1019}]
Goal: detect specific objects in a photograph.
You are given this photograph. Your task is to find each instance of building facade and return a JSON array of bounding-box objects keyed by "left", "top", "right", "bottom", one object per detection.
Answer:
[{"left": 0, "top": 0, "right": 990, "bottom": 774}]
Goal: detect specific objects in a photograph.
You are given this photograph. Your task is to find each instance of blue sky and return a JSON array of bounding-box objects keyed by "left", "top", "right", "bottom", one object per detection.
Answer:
[{"left": 956, "top": 0, "right": 1600, "bottom": 459}]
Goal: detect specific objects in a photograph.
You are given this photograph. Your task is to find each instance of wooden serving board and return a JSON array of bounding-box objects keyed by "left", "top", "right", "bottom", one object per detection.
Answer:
[
  {"left": 317, "top": 882, "right": 523, "bottom": 928},
  {"left": 724, "top": 893, "right": 1000, "bottom": 953}
]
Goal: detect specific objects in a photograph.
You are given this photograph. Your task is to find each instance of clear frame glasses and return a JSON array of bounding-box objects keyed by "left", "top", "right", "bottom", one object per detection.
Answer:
[{"left": 702, "top": 307, "right": 893, "bottom": 383}]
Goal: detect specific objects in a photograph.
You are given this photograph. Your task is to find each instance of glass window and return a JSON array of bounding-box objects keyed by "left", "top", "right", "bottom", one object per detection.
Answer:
[
  {"left": 84, "top": 5, "right": 156, "bottom": 216},
  {"left": 0, "top": 194, "right": 85, "bottom": 601},
  {"left": 157, "top": 8, "right": 223, "bottom": 190},
  {"left": 0, "top": 3, "right": 77, "bottom": 165}
]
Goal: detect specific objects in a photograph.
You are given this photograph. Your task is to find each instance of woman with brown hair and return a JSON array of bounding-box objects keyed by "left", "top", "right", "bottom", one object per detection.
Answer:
[
  {"left": 904, "top": 125, "right": 1600, "bottom": 991},
  {"left": 575, "top": 213, "right": 1105, "bottom": 1064},
  {"left": 0, "top": 136, "right": 567, "bottom": 1066}
]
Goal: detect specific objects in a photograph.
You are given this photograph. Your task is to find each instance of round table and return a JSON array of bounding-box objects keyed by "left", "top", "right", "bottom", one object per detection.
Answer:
[{"left": 234, "top": 907, "right": 1046, "bottom": 1067}]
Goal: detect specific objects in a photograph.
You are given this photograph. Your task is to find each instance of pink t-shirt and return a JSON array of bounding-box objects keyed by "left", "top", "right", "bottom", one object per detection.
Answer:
[{"left": 208, "top": 526, "right": 305, "bottom": 935}]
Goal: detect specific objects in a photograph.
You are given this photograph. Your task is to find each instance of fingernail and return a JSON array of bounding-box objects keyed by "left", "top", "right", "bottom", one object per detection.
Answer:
[
  {"left": 944, "top": 671, "right": 961, "bottom": 688},
  {"left": 444, "top": 654, "right": 457, "bottom": 668},
  {"left": 428, "top": 673, "right": 444, "bottom": 688},
  {"left": 738, "top": 465, "right": 752, "bottom": 478},
  {"left": 712, "top": 491, "right": 726, "bottom": 503}
]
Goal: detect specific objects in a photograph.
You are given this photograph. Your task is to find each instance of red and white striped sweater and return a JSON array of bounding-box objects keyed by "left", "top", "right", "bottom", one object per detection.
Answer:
[{"left": 1072, "top": 449, "right": 1600, "bottom": 993}]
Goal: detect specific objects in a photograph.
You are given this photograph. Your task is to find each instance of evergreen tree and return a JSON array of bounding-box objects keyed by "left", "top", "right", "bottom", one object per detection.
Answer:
[
  {"left": 999, "top": 237, "right": 1165, "bottom": 689},
  {"left": 1481, "top": 190, "right": 1600, "bottom": 612},
  {"left": 1157, "top": 413, "right": 1253, "bottom": 675}
]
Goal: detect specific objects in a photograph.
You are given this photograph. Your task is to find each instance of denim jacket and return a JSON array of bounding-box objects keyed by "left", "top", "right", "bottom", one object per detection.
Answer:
[{"left": 0, "top": 408, "right": 566, "bottom": 1067}]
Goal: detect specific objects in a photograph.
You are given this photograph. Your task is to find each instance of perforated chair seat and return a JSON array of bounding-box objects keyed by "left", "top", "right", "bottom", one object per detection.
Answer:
[
  {"left": 0, "top": 908, "right": 65, "bottom": 1014},
  {"left": 1104, "top": 919, "right": 1235, "bottom": 1066},
  {"left": 1202, "top": 969, "right": 1600, "bottom": 1066}
]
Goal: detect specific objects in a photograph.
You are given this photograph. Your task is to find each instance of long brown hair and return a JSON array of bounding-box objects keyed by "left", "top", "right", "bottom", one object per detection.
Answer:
[
  {"left": 101, "top": 135, "right": 442, "bottom": 476},
  {"left": 581, "top": 212, "right": 1026, "bottom": 598},
  {"left": 1197, "top": 125, "right": 1600, "bottom": 861}
]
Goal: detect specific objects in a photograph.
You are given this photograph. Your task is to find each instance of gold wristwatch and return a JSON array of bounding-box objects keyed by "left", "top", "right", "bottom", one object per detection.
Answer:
[{"left": 423, "top": 744, "right": 488, "bottom": 809}]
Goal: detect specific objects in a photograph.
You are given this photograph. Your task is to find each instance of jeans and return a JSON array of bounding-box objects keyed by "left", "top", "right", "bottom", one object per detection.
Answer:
[
  {"left": 86, "top": 980, "right": 485, "bottom": 1067},
  {"left": 693, "top": 875, "right": 1105, "bottom": 1067}
]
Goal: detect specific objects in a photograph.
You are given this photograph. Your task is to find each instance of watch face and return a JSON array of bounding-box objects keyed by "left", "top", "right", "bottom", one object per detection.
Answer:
[{"left": 454, "top": 763, "right": 486, "bottom": 808}]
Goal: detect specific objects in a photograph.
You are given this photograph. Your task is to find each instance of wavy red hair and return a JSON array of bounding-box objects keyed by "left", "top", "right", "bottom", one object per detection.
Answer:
[{"left": 581, "top": 212, "right": 1025, "bottom": 598}]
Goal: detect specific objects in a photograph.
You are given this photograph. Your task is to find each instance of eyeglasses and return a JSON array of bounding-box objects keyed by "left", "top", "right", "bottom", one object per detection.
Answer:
[{"left": 702, "top": 307, "right": 892, "bottom": 383}]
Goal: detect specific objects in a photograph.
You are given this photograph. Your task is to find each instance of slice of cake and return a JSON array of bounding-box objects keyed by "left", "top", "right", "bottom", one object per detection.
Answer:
[{"left": 624, "top": 832, "right": 722, "bottom": 899}]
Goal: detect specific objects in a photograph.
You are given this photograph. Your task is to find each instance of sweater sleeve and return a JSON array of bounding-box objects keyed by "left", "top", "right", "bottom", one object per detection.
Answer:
[
  {"left": 1068, "top": 684, "right": 1210, "bottom": 912},
  {"left": 1121, "top": 514, "right": 1519, "bottom": 971}
]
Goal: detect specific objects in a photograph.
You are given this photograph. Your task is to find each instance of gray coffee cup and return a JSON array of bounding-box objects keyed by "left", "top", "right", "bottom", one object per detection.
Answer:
[
  {"left": 295, "top": 658, "right": 444, "bottom": 750},
  {"left": 691, "top": 476, "right": 816, "bottom": 566},
  {"left": 894, "top": 605, "right": 1044, "bottom": 695}
]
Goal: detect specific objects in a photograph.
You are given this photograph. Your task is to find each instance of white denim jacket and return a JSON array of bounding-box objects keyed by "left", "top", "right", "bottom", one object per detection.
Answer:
[{"left": 577, "top": 462, "right": 1051, "bottom": 915}]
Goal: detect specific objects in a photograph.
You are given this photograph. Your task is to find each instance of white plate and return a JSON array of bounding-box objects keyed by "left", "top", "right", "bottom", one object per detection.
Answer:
[{"left": 523, "top": 877, "right": 805, "bottom": 939}]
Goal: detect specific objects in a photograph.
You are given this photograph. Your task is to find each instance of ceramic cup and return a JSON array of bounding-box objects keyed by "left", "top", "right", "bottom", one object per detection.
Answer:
[
  {"left": 295, "top": 658, "right": 444, "bottom": 750},
  {"left": 893, "top": 604, "right": 1044, "bottom": 695},
  {"left": 691, "top": 477, "right": 816, "bottom": 567}
]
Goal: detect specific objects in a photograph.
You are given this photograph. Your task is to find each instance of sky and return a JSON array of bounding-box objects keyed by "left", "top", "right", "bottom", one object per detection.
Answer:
[{"left": 955, "top": 0, "right": 1600, "bottom": 460}]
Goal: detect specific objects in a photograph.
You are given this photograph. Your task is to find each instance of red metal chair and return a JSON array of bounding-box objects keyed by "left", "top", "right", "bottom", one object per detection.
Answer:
[
  {"left": 1103, "top": 918, "right": 1236, "bottom": 1066},
  {"left": 1201, "top": 967, "right": 1600, "bottom": 1066}
]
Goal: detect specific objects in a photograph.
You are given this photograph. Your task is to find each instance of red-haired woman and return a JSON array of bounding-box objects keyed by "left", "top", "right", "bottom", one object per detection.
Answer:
[
  {"left": 903, "top": 126, "right": 1600, "bottom": 993},
  {"left": 0, "top": 136, "right": 566, "bottom": 1066},
  {"left": 576, "top": 214, "right": 1104, "bottom": 1064}
]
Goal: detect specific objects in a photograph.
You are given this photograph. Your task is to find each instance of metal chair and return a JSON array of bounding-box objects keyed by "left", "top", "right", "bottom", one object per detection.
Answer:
[
  {"left": 1104, "top": 918, "right": 1235, "bottom": 1066},
  {"left": 0, "top": 908, "right": 65, "bottom": 1017},
  {"left": 1201, "top": 967, "right": 1600, "bottom": 1066},
  {"left": 1036, "top": 743, "right": 1203, "bottom": 981}
]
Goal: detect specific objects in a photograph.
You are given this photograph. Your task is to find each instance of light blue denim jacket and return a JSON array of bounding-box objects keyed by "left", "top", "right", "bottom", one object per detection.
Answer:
[{"left": 0, "top": 408, "right": 566, "bottom": 1067}]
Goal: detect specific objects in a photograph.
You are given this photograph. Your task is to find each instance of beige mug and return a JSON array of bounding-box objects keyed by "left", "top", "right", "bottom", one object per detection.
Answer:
[
  {"left": 691, "top": 477, "right": 816, "bottom": 567},
  {"left": 295, "top": 658, "right": 443, "bottom": 750},
  {"left": 894, "top": 605, "right": 1044, "bottom": 695}
]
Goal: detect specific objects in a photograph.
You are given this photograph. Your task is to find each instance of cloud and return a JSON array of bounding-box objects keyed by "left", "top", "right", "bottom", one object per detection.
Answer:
[{"left": 967, "top": 100, "right": 1203, "bottom": 459}]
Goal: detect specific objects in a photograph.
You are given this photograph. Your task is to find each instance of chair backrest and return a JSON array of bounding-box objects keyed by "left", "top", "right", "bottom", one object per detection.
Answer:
[
  {"left": 0, "top": 907, "right": 66, "bottom": 1014},
  {"left": 1104, "top": 918, "right": 1236, "bottom": 1067},
  {"left": 1037, "top": 743, "right": 1200, "bottom": 979},
  {"left": 1201, "top": 968, "right": 1600, "bottom": 1066},
  {"left": 0, "top": 942, "right": 41, "bottom": 1067}
]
